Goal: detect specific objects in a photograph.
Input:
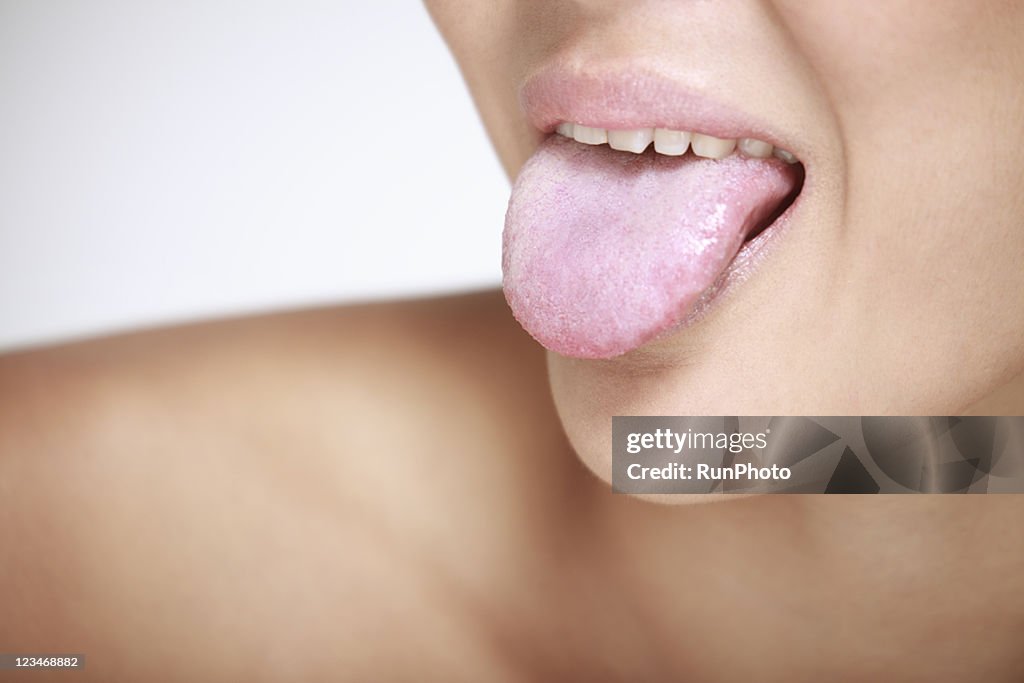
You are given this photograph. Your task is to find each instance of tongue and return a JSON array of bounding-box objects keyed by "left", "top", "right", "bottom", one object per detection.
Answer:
[{"left": 503, "top": 135, "right": 800, "bottom": 358}]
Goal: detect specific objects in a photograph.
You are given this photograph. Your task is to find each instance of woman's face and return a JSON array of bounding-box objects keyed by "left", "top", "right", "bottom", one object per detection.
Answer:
[{"left": 426, "top": 1, "right": 1024, "bottom": 482}]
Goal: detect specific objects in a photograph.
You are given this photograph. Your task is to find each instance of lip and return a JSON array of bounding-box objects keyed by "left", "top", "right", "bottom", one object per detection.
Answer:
[{"left": 520, "top": 63, "right": 803, "bottom": 158}]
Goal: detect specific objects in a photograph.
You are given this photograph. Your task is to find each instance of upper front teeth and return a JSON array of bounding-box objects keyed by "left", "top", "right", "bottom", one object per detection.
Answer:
[
  {"left": 690, "top": 132, "right": 736, "bottom": 159},
  {"left": 653, "top": 128, "right": 690, "bottom": 156},
  {"left": 554, "top": 122, "right": 796, "bottom": 163},
  {"left": 738, "top": 137, "right": 773, "bottom": 158},
  {"left": 608, "top": 128, "right": 654, "bottom": 153},
  {"left": 572, "top": 124, "right": 607, "bottom": 145}
]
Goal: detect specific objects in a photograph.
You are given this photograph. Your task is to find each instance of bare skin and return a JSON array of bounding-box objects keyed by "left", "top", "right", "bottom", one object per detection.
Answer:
[
  {"left": 5, "top": 1, "right": 1024, "bottom": 679},
  {"left": 2, "top": 293, "right": 1023, "bottom": 681}
]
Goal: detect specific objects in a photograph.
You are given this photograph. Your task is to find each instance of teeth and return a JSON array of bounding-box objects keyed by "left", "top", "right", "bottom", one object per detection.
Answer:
[
  {"left": 553, "top": 121, "right": 795, "bottom": 164},
  {"left": 738, "top": 137, "right": 773, "bottom": 158},
  {"left": 608, "top": 128, "right": 654, "bottom": 153},
  {"left": 690, "top": 133, "right": 737, "bottom": 160},
  {"left": 773, "top": 147, "right": 797, "bottom": 164},
  {"left": 653, "top": 128, "right": 691, "bottom": 156},
  {"left": 573, "top": 124, "right": 607, "bottom": 145}
]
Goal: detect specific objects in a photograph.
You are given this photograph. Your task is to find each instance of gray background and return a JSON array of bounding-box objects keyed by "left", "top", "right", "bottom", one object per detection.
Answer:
[{"left": 0, "top": 1, "right": 508, "bottom": 351}]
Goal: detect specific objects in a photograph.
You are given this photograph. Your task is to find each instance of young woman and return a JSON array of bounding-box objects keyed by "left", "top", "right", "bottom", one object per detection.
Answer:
[{"left": 2, "top": 1, "right": 1022, "bottom": 680}]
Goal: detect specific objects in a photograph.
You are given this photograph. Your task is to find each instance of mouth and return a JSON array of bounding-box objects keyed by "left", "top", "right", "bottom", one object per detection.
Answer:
[
  {"left": 502, "top": 67, "right": 808, "bottom": 360},
  {"left": 550, "top": 118, "right": 804, "bottom": 248}
]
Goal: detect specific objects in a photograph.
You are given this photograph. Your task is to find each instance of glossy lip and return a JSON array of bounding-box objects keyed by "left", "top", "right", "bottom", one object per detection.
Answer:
[
  {"left": 518, "top": 63, "right": 811, "bottom": 359},
  {"left": 520, "top": 63, "right": 804, "bottom": 158}
]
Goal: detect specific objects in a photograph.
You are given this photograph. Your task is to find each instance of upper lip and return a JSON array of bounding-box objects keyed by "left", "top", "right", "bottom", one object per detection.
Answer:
[{"left": 519, "top": 63, "right": 803, "bottom": 160}]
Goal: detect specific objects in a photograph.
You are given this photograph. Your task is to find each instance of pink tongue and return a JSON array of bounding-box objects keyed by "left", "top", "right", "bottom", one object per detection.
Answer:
[{"left": 503, "top": 135, "right": 799, "bottom": 358}]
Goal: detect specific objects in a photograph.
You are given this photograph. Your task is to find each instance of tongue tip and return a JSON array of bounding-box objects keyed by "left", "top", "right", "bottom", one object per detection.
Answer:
[
  {"left": 517, "top": 320, "right": 659, "bottom": 360},
  {"left": 520, "top": 329, "right": 637, "bottom": 360},
  {"left": 533, "top": 332, "right": 634, "bottom": 360},
  {"left": 503, "top": 285, "right": 670, "bottom": 360}
]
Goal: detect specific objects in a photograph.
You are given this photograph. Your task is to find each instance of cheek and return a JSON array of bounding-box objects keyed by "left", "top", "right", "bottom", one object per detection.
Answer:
[
  {"left": 424, "top": 0, "right": 558, "bottom": 178},
  {"left": 775, "top": 1, "right": 1024, "bottom": 144},
  {"left": 774, "top": 0, "right": 1008, "bottom": 89},
  {"left": 777, "top": 0, "right": 1024, "bottom": 400}
]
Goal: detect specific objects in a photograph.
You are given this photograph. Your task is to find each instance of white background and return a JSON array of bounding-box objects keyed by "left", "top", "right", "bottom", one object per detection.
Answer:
[{"left": 0, "top": 1, "right": 509, "bottom": 351}]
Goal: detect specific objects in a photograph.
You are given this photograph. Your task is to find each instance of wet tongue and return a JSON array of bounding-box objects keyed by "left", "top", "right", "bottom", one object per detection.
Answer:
[{"left": 503, "top": 135, "right": 799, "bottom": 359}]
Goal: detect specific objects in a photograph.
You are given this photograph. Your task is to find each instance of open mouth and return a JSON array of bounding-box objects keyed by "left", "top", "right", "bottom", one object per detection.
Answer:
[
  {"left": 551, "top": 119, "right": 806, "bottom": 266},
  {"left": 503, "top": 117, "right": 806, "bottom": 360}
]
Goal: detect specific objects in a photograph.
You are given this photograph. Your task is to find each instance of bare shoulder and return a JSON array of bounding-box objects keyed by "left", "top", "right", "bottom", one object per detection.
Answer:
[
  {"left": 0, "top": 290, "right": 557, "bottom": 449},
  {"left": 0, "top": 290, "right": 569, "bottom": 491},
  {"left": 0, "top": 291, "right": 583, "bottom": 681}
]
